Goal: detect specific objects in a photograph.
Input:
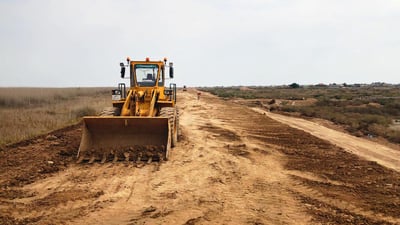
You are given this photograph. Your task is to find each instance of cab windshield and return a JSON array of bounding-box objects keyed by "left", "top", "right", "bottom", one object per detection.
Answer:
[{"left": 134, "top": 64, "right": 162, "bottom": 87}]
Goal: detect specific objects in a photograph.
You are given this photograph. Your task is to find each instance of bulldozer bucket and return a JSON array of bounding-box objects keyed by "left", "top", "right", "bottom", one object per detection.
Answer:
[{"left": 78, "top": 116, "right": 171, "bottom": 163}]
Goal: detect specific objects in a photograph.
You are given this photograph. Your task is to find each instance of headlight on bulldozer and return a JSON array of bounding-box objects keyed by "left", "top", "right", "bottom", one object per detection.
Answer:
[
  {"left": 164, "top": 89, "right": 173, "bottom": 95},
  {"left": 112, "top": 89, "right": 122, "bottom": 101}
]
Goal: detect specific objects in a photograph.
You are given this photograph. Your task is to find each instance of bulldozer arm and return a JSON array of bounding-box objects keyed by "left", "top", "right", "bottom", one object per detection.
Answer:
[{"left": 78, "top": 116, "right": 171, "bottom": 163}]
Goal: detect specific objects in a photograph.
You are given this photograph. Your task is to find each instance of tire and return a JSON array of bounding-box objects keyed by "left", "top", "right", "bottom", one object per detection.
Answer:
[
  {"left": 99, "top": 107, "right": 121, "bottom": 116},
  {"left": 160, "top": 107, "right": 178, "bottom": 147}
]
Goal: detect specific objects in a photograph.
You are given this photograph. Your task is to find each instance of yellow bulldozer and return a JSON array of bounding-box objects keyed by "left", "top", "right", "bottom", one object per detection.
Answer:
[{"left": 77, "top": 57, "right": 178, "bottom": 163}]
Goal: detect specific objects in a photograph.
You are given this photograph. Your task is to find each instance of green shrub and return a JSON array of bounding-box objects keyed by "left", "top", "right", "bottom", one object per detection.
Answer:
[
  {"left": 387, "top": 130, "right": 400, "bottom": 143},
  {"left": 281, "top": 106, "right": 297, "bottom": 113}
]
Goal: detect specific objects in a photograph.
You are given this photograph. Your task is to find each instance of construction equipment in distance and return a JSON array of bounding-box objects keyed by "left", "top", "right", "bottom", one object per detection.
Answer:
[{"left": 78, "top": 57, "right": 178, "bottom": 163}]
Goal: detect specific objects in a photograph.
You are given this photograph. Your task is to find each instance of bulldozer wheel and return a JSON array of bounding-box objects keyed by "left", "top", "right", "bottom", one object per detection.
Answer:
[
  {"left": 160, "top": 107, "right": 178, "bottom": 147},
  {"left": 99, "top": 107, "right": 120, "bottom": 116}
]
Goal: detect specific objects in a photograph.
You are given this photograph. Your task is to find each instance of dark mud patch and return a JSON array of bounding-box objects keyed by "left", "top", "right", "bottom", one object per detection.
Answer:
[
  {"left": 0, "top": 124, "right": 81, "bottom": 188},
  {"left": 224, "top": 143, "right": 251, "bottom": 158},
  {"left": 298, "top": 194, "right": 392, "bottom": 225},
  {"left": 0, "top": 189, "right": 36, "bottom": 200},
  {"left": 199, "top": 123, "right": 241, "bottom": 141},
  {"left": 0, "top": 215, "right": 42, "bottom": 225},
  {"left": 31, "top": 189, "right": 104, "bottom": 209}
]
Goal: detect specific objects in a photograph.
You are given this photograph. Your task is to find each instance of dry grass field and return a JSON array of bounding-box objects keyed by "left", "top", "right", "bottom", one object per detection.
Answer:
[{"left": 0, "top": 87, "right": 110, "bottom": 147}]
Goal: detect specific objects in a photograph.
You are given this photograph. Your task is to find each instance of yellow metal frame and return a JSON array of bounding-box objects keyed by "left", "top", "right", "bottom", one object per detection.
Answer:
[{"left": 112, "top": 59, "right": 175, "bottom": 117}]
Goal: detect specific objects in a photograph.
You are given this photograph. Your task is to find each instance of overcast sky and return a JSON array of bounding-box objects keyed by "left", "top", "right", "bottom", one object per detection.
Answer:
[{"left": 1, "top": 0, "right": 399, "bottom": 87}]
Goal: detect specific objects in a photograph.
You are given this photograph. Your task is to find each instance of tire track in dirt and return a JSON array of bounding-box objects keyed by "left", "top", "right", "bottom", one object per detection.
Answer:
[{"left": 252, "top": 108, "right": 400, "bottom": 172}]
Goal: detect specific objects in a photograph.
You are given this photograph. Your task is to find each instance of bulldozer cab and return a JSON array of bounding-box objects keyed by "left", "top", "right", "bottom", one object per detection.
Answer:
[
  {"left": 133, "top": 63, "right": 164, "bottom": 87},
  {"left": 120, "top": 58, "right": 174, "bottom": 89}
]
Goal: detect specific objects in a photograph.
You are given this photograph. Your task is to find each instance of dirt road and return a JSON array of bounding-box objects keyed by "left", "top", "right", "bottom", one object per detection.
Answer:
[
  {"left": 252, "top": 108, "right": 400, "bottom": 172},
  {"left": 1, "top": 89, "right": 399, "bottom": 225}
]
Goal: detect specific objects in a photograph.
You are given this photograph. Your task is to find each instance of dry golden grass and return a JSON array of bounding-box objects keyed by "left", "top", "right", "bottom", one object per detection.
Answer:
[{"left": 0, "top": 87, "right": 111, "bottom": 146}]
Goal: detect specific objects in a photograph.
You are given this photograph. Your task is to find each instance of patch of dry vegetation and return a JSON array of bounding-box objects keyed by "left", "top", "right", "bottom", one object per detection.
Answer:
[
  {"left": 0, "top": 88, "right": 110, "bottom": 146},
  {"left": 202, "top": 86, "right": 400, "bottom": 144}
]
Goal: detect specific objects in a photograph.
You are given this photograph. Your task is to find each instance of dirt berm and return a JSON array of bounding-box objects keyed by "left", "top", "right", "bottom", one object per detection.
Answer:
[{"left": 0, "top": 89, "right": 399, "bottom": 225}]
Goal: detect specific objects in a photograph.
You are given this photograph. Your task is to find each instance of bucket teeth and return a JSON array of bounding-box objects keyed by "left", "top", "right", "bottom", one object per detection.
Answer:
[
  {"left": 124, "top": 152, "right": 130, "bottom": 162},
  {"left": 77, "top": 155, "right": 85, "bottom": 164},
  {"left": 88, "top": 156, "right": 96, "bottom": 164},
  {"left": 158, "top": 153, "right": 164, "bottom": 162},
  {"left": 113, "top": 154, "right": 119, "bottom": 163},
  {"left": 136, "top": 153, "right": 142, "bottom": 163},
  {"left": 100, "top": 154, "right": 107, "bottom": 164},
  {"left": 77, "top": 145, "right": 166, "bottom": 164}
]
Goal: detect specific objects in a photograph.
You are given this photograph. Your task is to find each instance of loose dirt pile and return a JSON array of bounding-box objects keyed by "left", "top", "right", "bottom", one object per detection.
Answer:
[{"left": 0, "top": 89, "right": 399, "bottom": 225}]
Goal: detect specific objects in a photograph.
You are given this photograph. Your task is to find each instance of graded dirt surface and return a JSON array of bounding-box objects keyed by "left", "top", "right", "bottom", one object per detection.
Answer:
[
  {"left": 1, "top": 89, "right": 400, "bottom": 225},
  {"left": 251, "top": 108, "right": 400, "bottom": 172}
]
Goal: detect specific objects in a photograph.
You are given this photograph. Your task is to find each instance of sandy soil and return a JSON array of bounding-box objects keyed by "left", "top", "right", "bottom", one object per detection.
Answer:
[{"left": 1, "top": 89, "right": 399, "bottom": 225}]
